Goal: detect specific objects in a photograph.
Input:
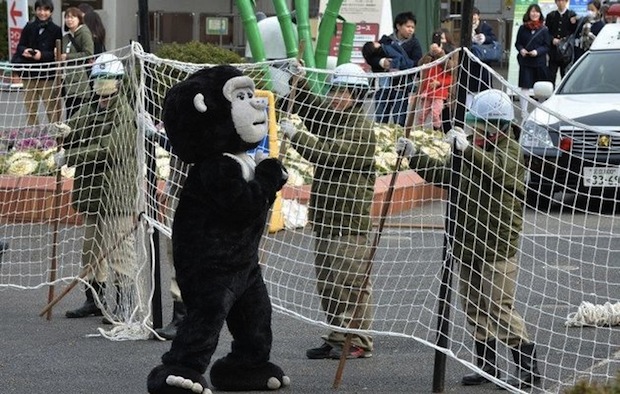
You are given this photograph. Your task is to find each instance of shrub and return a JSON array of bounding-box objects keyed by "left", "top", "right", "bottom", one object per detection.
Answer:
[
  {"left": 564, "top": 373, "right": 620, "bottom": 393},
  {"left": 154, "top": 41, "right": 244, "bottom": 64}
]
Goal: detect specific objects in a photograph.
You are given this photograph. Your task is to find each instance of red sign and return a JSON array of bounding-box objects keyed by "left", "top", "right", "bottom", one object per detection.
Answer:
[
  {"left": 329, "top": 22, "right": 380, "bottom": 67},
  {"left": 7, "top": 0, "right": 28, "bottom": 57}
]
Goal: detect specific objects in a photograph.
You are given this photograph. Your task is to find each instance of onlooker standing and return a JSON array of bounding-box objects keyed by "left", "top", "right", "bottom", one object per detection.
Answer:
[
  {"left": 13, "top": 0, "right": 62, "bottom": 125},
  {"left": 465, "top": 7, "right": 498, "bottom": 109},
  {"left": 514, "top": 3, "right": 551, "bottom": 120},
  {"left": 60, "top": 54, "right": 138, "bottom": 323},
  {"left": 280, "top": 63, "right": 376, "bottom": 359},
  {"left": 375, "top": 11, "right": 423, "bottom": 126},
  {"left": 59, "top": 7, "right": 94, "bottom": 119},
  {"left": 545, "top": 0, "right": 578, "bottom": 85},
  {"left": 78, "top": 3, "right": 107, "bottom": 54},
  {"left": 415, "top": 29, "right": 456, "bottom": 131},
  {"left": 397, "top": 89, "right": 541, "bottom": 389},
  {"left": 574, "top": 0, "right": 605, "bottom": 61}
]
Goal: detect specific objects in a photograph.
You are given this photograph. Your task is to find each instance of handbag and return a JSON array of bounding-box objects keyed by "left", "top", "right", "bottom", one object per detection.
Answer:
[
  {"left": 557, "top": 34, "right": 575, "bottom": 64},
  {"left": 471, "top": 40, "right": 503, "bottom": 63}
]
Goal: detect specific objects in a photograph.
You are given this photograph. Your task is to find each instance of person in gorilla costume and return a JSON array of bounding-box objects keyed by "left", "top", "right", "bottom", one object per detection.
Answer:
[{"left": 147, "top": 65, "right": 290, "bottom": 394}]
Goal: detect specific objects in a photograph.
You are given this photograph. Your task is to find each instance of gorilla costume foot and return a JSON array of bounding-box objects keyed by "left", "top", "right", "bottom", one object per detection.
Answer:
[
  {"left": 147, "top": 364, "right": 212, "bottom": 394},
  {"left": 210, "top": 356, "right": 291, "bottom": 391}
]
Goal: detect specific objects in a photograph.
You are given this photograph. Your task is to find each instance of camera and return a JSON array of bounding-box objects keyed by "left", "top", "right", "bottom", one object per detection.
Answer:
[
  {"left": 432, "top": 32, "right": 442, "bottom": 46},
  {"left": 28, "top": 49, "right": 36, "bottom": 55}
]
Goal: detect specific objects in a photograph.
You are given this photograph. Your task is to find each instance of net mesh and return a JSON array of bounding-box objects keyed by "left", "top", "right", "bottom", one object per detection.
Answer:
[{"left": 0, "top": 43, "right": 619, "bottom": 391}]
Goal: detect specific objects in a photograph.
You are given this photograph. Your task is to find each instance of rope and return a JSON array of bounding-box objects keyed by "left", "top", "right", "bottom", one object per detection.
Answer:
[{"left": 566, "top": 301, "right": 620, "bottom": 327}]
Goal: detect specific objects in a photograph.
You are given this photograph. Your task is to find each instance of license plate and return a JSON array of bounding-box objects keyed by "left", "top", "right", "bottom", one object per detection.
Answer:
[{"left": 582, "top": 167, "right": 620, "bottom": 187}]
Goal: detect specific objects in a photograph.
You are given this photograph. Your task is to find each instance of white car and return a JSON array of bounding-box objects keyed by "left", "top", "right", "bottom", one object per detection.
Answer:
[{"left": 519, "top": 23, "right": 620, "bottom": 208}]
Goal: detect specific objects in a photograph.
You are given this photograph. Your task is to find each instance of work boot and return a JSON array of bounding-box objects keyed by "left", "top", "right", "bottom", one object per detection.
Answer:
[
  {"left": 154, "top": 301, "right": 186, "bottom": 340},
  {"left": 462, "top": 339, "right": 499, "bottom": 385},
  {"left": 500, "top": 342, "right": 541, "bottom": 389},
  {"left": 65, "top": 281, "right": 105, "bottom": 318},
  {"left": 102, "top": 284, "right": 134, "bottom": 325}
]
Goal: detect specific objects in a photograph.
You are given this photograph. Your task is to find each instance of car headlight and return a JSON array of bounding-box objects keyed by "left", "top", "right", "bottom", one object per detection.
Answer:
[{"left": 520, "top": 120, "right": 554, "bottom": 148}]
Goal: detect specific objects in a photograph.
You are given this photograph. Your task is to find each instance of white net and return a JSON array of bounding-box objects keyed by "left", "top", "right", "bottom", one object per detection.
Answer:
[{"left": 1, "top": 43, "right": 619, "bottom": 391}]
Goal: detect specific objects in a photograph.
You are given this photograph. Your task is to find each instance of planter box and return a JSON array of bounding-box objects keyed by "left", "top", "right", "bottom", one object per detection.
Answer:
[
  {"left": 1, "top": 171, "right": 444, "bottom": 225},
  {"left": 0, "top": 175, "right": 82, "bottom": 225},
  {"left": 281, "top": 169, "right": 445, "bottom": 217}
]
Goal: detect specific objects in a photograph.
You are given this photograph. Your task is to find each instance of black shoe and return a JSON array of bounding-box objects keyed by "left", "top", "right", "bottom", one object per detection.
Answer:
[
  {"left": 65, "top": 299, "right": 103, "bottom": 318},
  {"left": 154, "top": 301, "right": 186, "bottom": 340},
  {"left": 306, "top": 343, "right": 334, "bottom": 359},
  {"left": 65, "top": 282, "right": 105, "bottom": 318}
]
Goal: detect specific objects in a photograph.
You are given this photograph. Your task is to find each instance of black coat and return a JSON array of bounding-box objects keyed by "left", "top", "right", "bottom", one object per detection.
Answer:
[
  {"left": 14, "top": 18, "right": 62, "bottom": 79},
  {"left": 515, "top": 24, "right": 551, "bottom": 69},
  {"left": 545, "top": 9, "right": 578, "bottom": 62}
]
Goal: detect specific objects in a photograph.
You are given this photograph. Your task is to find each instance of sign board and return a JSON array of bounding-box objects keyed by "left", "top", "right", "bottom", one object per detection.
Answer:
[
  {"left": 319, "top": 0, "right": 393, "bottom": 38},
  {"left": 7, "top": 0, "right": 28, "bottom": 57},
  {"left": 329, "top": 22, "right": 380, "bottom": 66},
  {"left": 206, "top": 17, "right": 229, "bottom": 36}
]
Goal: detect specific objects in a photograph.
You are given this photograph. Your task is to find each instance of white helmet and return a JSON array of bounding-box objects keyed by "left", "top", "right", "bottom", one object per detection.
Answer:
[
  {"left": 91, "top": 53, "right": 125, "bottom": 79},
  {"left": 331, "top": 63, "right": 370, "bottom": 88},
  {"left": 468, "top": 89, "right": 514, "bottom": 121}
]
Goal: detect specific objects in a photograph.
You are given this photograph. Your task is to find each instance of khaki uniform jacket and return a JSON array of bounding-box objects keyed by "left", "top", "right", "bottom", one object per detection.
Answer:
[
  {"left": 409, "top": 131, "right": 525, "bottom": 262},
  {"left": 289, "top": 102, "right": 377, "bottom": 237},
  {"left": 63, "top": 93, "right": 137, "bottom": 216}
]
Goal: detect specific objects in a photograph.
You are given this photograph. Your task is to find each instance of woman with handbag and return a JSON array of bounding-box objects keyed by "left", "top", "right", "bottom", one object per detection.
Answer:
[
  {"left": 515, "top": 3, "right": 551, "bottom": 120},
  {"left": 58, "top": 7, "right": 94, "bottom": 119}
]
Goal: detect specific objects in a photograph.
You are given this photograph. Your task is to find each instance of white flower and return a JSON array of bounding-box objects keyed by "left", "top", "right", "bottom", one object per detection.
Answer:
[
  {"left": 7, "top": 157, "right": 37, "bottom": 175},
  {"left": 6, "top": 151, "right": 34, "bottom": 165}
]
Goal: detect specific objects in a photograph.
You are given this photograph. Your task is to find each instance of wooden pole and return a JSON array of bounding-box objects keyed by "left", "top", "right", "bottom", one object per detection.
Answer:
[
  {"left": 45, "top": 39, "right": 64, "bottom": 320},
  {"left": 278, "top": 40, "right": 306, "bottom": 161},
  {"left": 39, "top": 218, "right": 142, "bottom": 317},
  {"left": 333, "top": 81, "right": 420, "bottom": 389}
]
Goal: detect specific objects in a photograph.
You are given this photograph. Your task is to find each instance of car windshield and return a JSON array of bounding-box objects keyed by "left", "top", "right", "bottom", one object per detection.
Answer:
[{"left": 558, "top": 52, "right": 620, "bottom": 94}]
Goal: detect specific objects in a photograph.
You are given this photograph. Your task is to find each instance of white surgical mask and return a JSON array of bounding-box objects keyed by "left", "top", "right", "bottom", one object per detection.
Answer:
[{"left": 587, "top": 10, "right": 597, "bottom": 19}]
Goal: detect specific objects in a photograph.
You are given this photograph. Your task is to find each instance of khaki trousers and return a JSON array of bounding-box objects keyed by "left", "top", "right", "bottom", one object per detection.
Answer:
[
  {"left": 22, "top": 78, "right": 61, "bottom": 125},
  {"left": 458, "top": 255, "right": 530, "bottom": 347},
  {"left": 82, "top": 213, "right": 137, "bottom": 285},
  {"left": 314, "top": 234, "right": 373, "bottom": 351}
]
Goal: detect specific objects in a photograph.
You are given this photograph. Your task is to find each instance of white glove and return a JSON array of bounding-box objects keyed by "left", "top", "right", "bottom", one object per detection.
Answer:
[
  {"left": 280, "top": 118, "right": 297, "bottom": 140},
  {"left": 254, "top": 150, "right": 268, "bottom": 165},
  {"left": 396, "top": 137, "right": 417, "bottom": 158},
  {"left": 49, "top": 122, "right": 71, "bottom": 139},
  {"left": 288, "top": 59, "right": 305, "bottom": 78},
  {"left": 53, "top": 151, "right": 65, "bottom": 168},
  {"left": 444, "top": 127, "right": 470, "bottom": 152}
]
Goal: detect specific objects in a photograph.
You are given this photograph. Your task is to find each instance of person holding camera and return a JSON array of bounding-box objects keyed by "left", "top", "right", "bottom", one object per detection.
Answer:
[{"left": 12, "top": 0, "right": 62, "bottom": 126}]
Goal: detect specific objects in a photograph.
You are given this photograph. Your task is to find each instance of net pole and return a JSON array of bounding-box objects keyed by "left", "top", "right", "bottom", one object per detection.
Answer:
[
  {"left": 332, "top": 83, "right": 420, "bottom": 389},
  {"left": 45, "top": 39, "right": 64, "bottom": 321},
  {"left": 432, "top": 1, "right": 473, "bottom": 391},
  {"left": 147, "top": 136, "right": 163, "bottom": 330}
]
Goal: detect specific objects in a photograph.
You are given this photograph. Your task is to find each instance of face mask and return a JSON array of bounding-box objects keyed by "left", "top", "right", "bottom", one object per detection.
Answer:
[{"left": 587, "top": 10, "right": 597, "bottom": 18}]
